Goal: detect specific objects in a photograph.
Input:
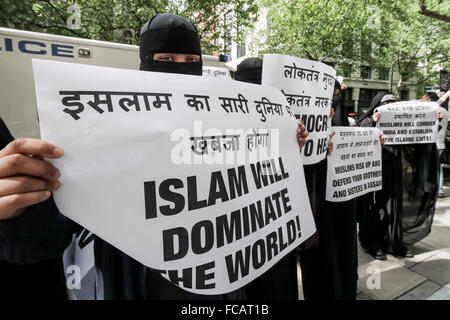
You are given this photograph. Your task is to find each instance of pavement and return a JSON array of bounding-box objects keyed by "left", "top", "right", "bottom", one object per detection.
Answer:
[{"left": 297, "top": 183, "right": 450, "bottom": 300}]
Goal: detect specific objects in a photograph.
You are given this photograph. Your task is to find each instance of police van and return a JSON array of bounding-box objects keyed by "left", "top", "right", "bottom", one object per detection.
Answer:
[{"left": 0, "top": 27, "right": 231, "bottom": 139}]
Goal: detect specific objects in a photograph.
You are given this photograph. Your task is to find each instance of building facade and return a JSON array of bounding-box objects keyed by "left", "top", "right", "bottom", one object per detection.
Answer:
[
  {"left": 225, "top": 8, "right": 418, "bottom": 118},
  {"left": 342, "top": 67, "right": 417, "bottom": 116}
]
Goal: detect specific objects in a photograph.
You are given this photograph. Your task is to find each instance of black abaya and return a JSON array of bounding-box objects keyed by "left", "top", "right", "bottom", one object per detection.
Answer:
[
  {"left": 0, "top": 118, "right": 68, "bottom": 300},
  {"left": 402, "top": 144, "right": 439, "bottom": 244},
  {"left": 358, "top": 92, "right": 439, "bottom": 256},
  {"left": 298, "top": 84, "right": 358, "bottom": 300},
  {"left": 235, "top": 57, "right": 299, "bottom": 300}
]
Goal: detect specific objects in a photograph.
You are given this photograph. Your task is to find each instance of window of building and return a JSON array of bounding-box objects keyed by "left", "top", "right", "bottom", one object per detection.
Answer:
[
  {"left": 223, "top": 33, "right": 231, "bottom": 56},
  {"left": 237, "top": 44, "right": 246, "bottom": 58},
  {"left": 360, "top": 89, "right": 371, "bottom": 101},
  {"left": 344, "top": 87, "right": 353, "bottom": 101},
  {"left": 360, "top": 66, "right": 371, "bottom": 79},
  {"left": 400, "top": 90, "right": 409, "bottom": 101},
  {"left": 341, "top": 63, "right": 352, "bottom": 78},
  {"left": 235, "top": 22, "right": 246, "bottom": 59},
  {"left": 378, "top": 68, "right": 389, "bottom": 81},
  {"left": 222, "top": 13, "right": 233, "bottom": 56}
]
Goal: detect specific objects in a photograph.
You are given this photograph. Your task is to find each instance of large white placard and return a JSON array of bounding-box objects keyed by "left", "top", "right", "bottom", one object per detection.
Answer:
[
  {"left": 376, "top": 101, "right": 439, "bottom": 145},
  {"left": 32, "top": 59, "right": 316, "bottom": 295},
  {"left": 261, "top": 54, "right": 336, "bottom": 165},
  {"left": 326, "top": 127, "right": 382, "bottom": 202}
]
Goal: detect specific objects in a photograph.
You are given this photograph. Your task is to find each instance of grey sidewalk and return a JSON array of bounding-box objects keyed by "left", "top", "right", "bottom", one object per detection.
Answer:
[
  {"left": 357, "top": 184, "right": 450, "bottom": 300},
  {"left": 297, "top": 184, "right": 450, "bottom": 300}
]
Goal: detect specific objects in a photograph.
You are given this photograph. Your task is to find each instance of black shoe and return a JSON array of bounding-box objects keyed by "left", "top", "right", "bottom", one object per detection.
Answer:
[
  {"left": 373, "top": 249, "right": 387, "bottom": 260},
  {"left": 393, "top": 246, "right": 414, "bottom": 258}
]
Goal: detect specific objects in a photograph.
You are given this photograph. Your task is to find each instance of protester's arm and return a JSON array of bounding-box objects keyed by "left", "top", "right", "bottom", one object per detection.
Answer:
[
  {"left": 327, "top": 109, "right": 336, "bottom": 155},
  {"left": 0, "top": 138, "right": 80, "bottom": 264},
  {"left": 438, "top": 90, "right": 450, "bottom": 106},
  {"left": 297, "top": 120, "right": 309, "bottom": 151},
  {"left": 379, "top": 132, "right": 386, "bottom": 147},
  {"left": 372, "top": 112, "right": 380, "bottom": 123},
  {"left": 360, "top": 111, "right": 380, "bottom": 127},
  {"left": 327, "top": 131, "right": 336, "bottom": 155},
  {"left": 0, "top": 138, "right": 62, "bottom": 219},
  {"left": 360, "top": 115, "right": 377, "bottom": 127},
  {"left": 0, "top": 196, "right": 80, "bottom": 264}
]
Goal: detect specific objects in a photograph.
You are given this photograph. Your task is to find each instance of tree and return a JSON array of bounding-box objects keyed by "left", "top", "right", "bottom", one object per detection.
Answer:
[
  {"left": 0, "top": 0, "right": 259, "bottom": 55},
  {"left": 371, "top": 1, "right": 450, "bottom": 96},
  {"left": 258, "top": 0, "right": 376, "bottom": 63},
  {"left": 258, "top": 0, "right": 449, "bottom": 98},
  {"left": 419, "top": 0, "right": 450, "bottom": 22}
]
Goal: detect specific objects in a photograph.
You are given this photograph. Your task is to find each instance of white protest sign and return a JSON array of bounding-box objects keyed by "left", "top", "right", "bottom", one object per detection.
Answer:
[
  {"left": 376, "top": 101, "right": 439, "bottom": 145},
  {"left": 326, "top": 127, "right": 382, "bottom": 202},
  {"left": 32, "top": 59, "right": 316, "bottom": 295},
  {"left": 202, "top": 66, "right": 231, "bottom": 79},
  {"left": 261, "top": 54, "right": 336, "bottom": 165}
]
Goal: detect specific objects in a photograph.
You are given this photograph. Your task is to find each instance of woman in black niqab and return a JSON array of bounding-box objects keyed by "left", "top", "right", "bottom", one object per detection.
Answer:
[
  {"left": 359, "top": 91, "right": 440, "bottom": 256},
  {"left": 331, "top": 81, "right": 350, "bottom": 127},
  {"left": 93, "top": 13, "right": 246, "bottom": 300},
  {"left": 358, "top": 92, "right": 414, "bottom": 259},
  {"left": 359, "top": 91, "right": 395, "bottom": 126},
  {"left": 139, "top": 13, "right": 202, "bottom": 75},
  {"left": 298, "top": 80, "right": 358, "bottom": 300}
]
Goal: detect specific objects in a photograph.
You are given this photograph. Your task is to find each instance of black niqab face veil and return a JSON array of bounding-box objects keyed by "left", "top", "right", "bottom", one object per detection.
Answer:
[
  {"left": 331, "top": 80, "right": 350, "bottom": 127},
  {"left": 235, "top": 58, "right": 263, "bottom": 84},
  {"left": 139, "top": 13, "right": 202, "bottom": 76},
  {"left": 359, "top": 91, "right": 395, "bottom": 121}
]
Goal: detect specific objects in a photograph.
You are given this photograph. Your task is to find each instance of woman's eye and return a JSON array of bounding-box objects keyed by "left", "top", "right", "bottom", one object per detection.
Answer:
[
  {"left": 186, "top": 56, "right": 199, "bottom": 62},
  {"left": 155, "top": 55, "right": 173, "bottom": 61}
]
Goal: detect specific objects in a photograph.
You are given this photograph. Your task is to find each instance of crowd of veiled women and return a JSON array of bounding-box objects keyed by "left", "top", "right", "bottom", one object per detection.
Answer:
[
  {"left": 0, "top": 12, "right": 449, "bottom": 301},
  {"left": 235, "top": 58, "right": 450, "bottom": 300}
]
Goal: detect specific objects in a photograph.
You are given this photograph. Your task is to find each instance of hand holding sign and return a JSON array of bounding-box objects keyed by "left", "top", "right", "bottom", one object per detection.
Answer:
[
  {"left": 296, "top": 120, "right": 309, "bottom": 151},
  {"left": 328, "top": 131, "right": 336, "bottom": 155},
  {"left": 379, "top": 132, "right": 386, "bottom": 146},
  {"left": 329, "top": 107, "right": 335, "bottom": 120},
  {"left": 33, "top": 59, "right": 316, "bottom": 295},
  {"left": 372, "top": 112, "right": 380, "bottom": 123},
  {"left": 0, "top": 138, "right": 62, "bottom": 220}
]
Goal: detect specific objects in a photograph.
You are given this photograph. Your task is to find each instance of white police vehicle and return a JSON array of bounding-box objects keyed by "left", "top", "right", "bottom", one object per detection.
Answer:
[{"left": 0, "top": 27, "right": 231, "bottom": 139}]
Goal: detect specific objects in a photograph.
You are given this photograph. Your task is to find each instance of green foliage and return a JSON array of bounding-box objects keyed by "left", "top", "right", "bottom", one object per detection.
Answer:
[
  {"left": 0, "top": 0, "right": 258, "bottom": 55},
  {"left": 261, "top": 0, "right": 374, "bottom": 63},
  {"left": 1, "top": 1, "right": 448, "bottom": 96},
  {"left": 259, "top": 0, "right": 450, "bottom": 96},
  {"left": 372, "top": 1, "right": 450, "bottom": 95}
]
